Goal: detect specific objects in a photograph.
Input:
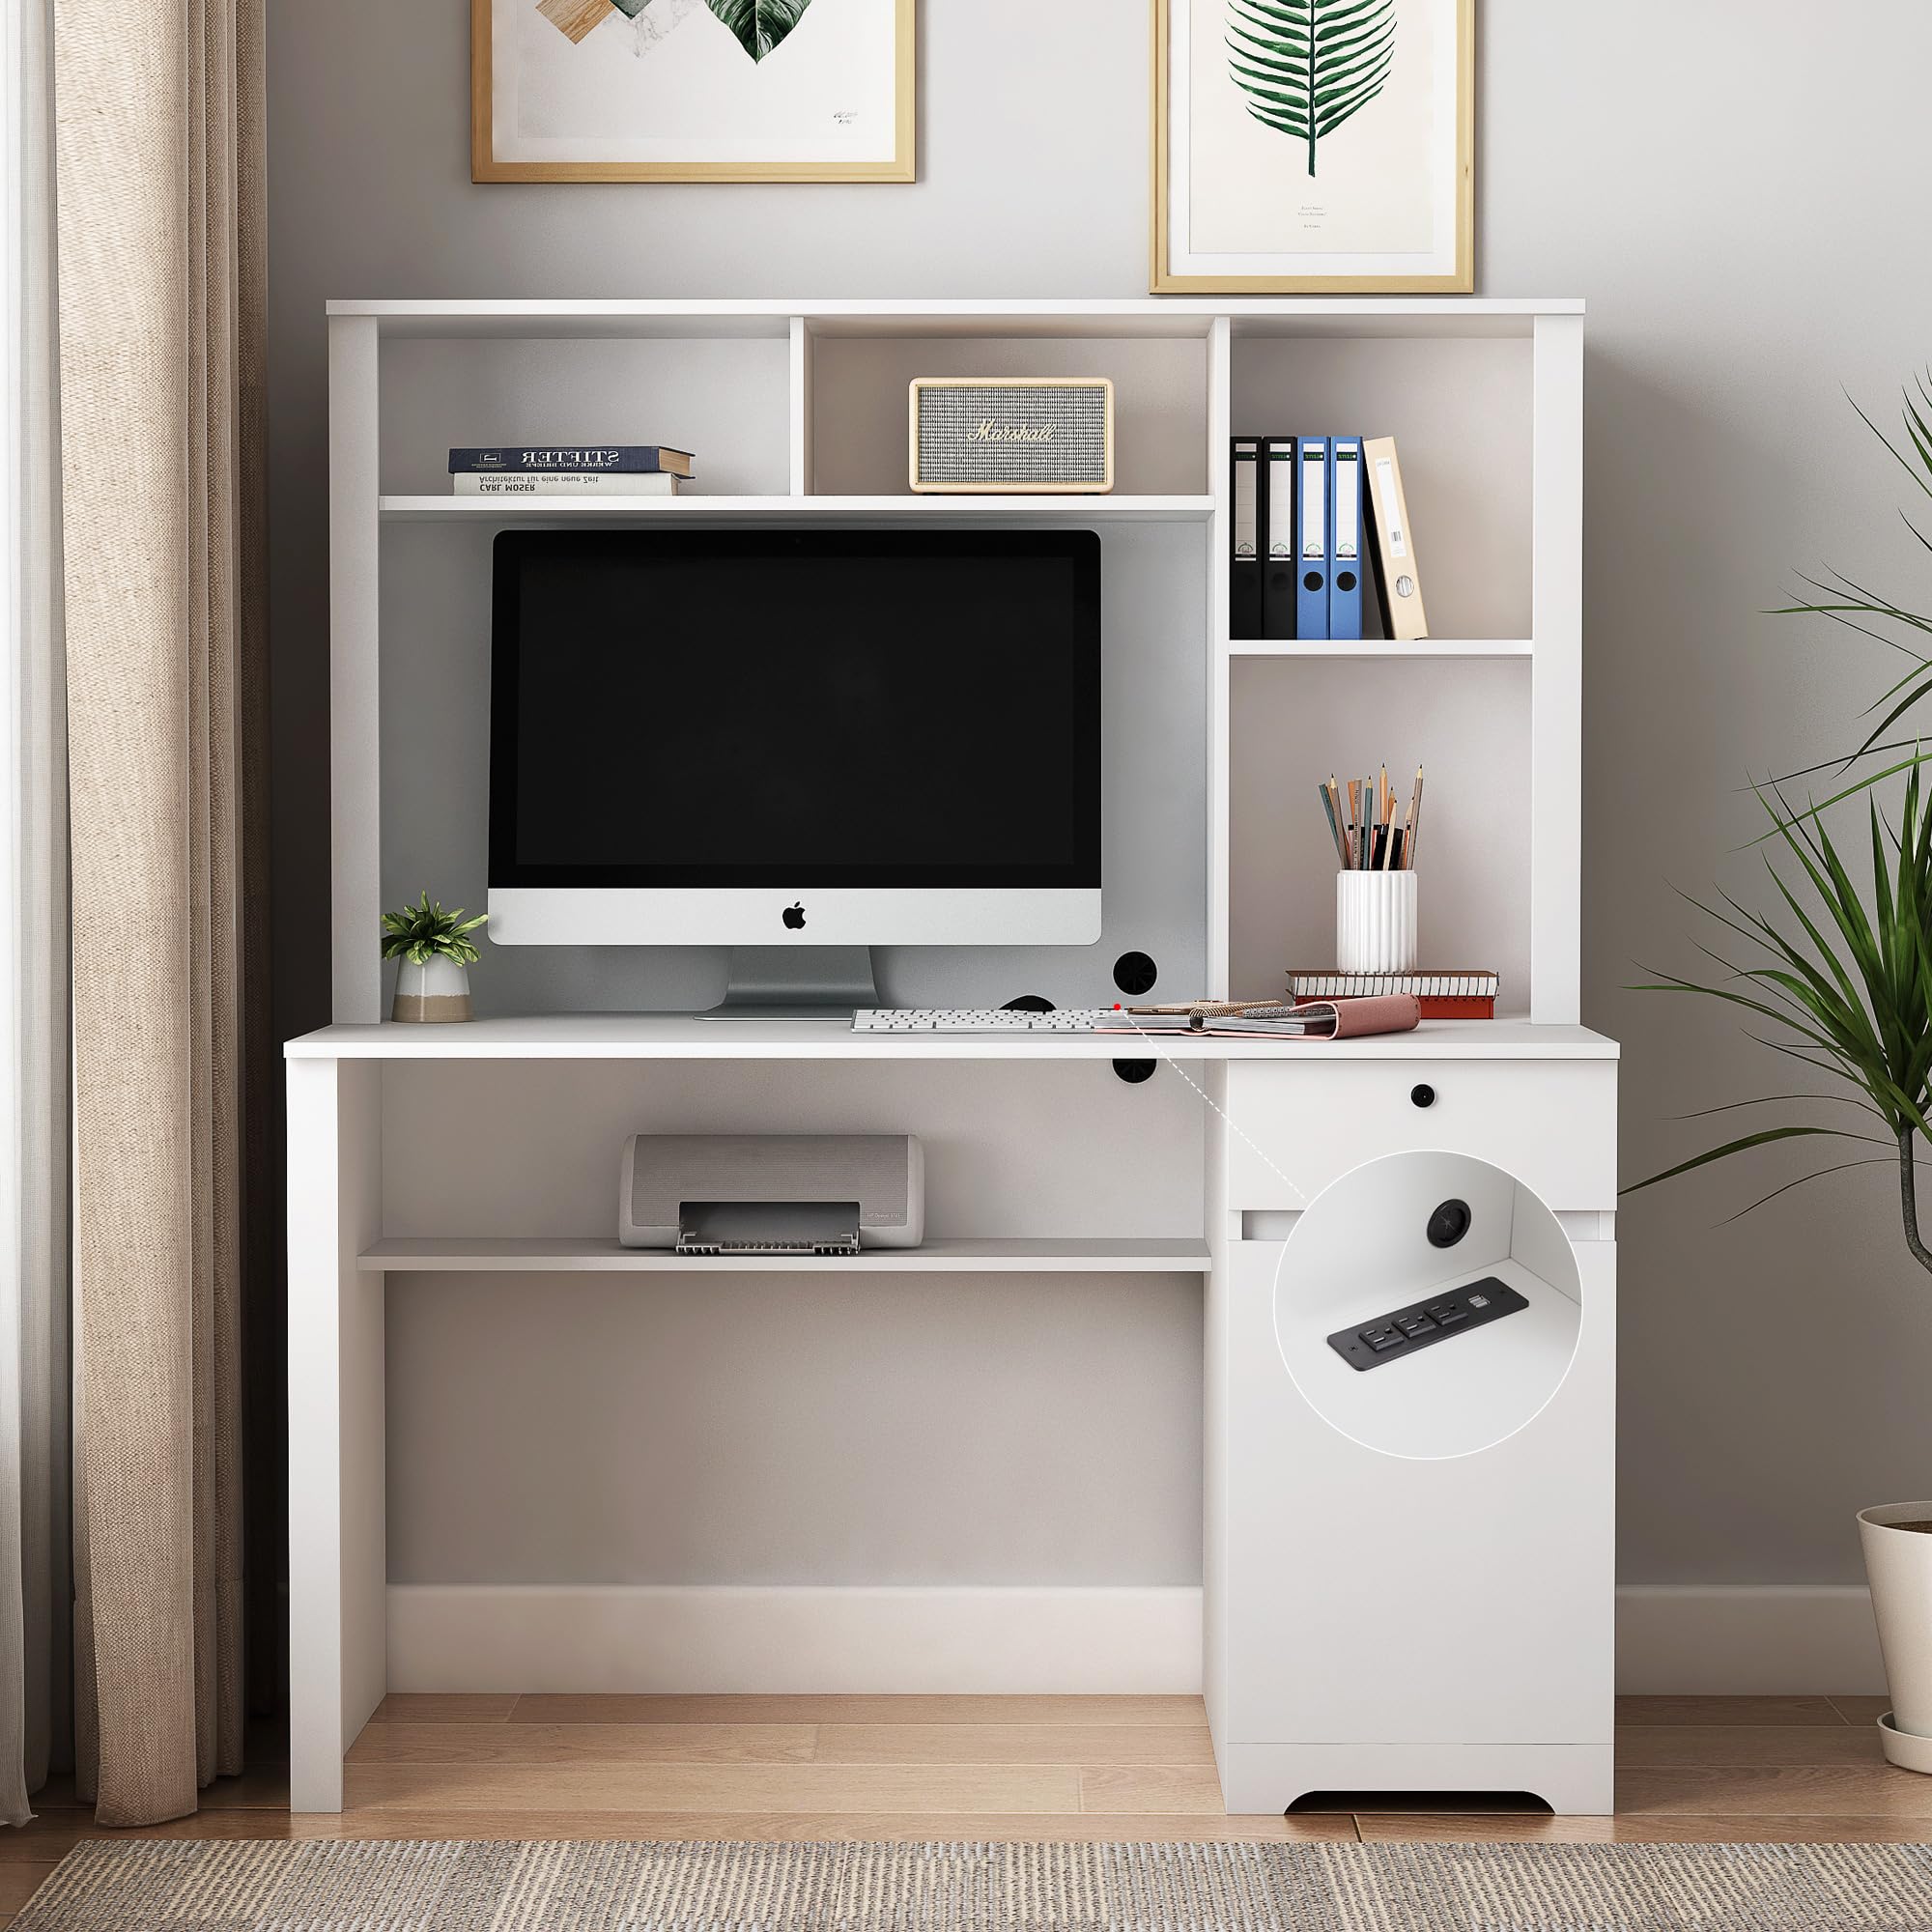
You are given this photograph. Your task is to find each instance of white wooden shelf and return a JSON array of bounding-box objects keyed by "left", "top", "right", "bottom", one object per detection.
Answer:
[
  {"left": 328, "top": 296, "right": 1583, "bottom": 343},
  {"left": 286, "top": 1016, "right": 1617, "bottom": 1063},
  {"left": 328, "top": 295, "right": 1586, "bottom": 1032},
  {"left": 381, "top": 494, "right": 1214, "bottom": 525},
  {"left": 1228, "top": 638, "right": 1533, "bottom": 661},
  {"left": 359, "top": 1236, "right": 1211, "bottom": 1274}
]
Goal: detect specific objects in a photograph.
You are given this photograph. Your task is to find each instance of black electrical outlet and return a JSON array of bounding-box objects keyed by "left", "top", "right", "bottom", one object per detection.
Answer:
[{"left": 1324, "top": 1276, "right": 1529, "bottom": 1372}]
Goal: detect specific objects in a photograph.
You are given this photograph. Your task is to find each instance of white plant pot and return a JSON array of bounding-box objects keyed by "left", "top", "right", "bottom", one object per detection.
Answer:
[
  {"left": 391, "top": 953, "right": 472, "bottom": 1024},
  {"left": 1859, "top": 1501, "right": 1932, "bottom": 1768},
  {"left": 1335, "top": 869, "right": 1418, "bottom": 975}
]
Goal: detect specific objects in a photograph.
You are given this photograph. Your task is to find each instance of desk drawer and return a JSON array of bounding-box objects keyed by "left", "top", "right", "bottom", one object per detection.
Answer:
[{"left": 1224, "top": 1060, "right": 1617, "bottom": 1211}]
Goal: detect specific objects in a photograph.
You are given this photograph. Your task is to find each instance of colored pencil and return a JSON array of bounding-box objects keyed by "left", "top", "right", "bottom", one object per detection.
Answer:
[
  {"left": 1321, "top": 761, "right": 1427, "bottom": 871},
  {"left": 1328, "top": 777, "right": 1350, "bottom": 867},
  {"left": 1318, "top": 781, "right": 1347, "bottom": 866}
]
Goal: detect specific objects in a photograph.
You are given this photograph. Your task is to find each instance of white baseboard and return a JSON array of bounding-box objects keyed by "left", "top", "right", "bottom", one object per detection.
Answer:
[
  {"left": 386, "top": 1582, "right": 1887, "bottom": 1698},
  {"left": 386, "top": 1585, "right": 1205, "bottom": 1695},
  {"left": 1616, "top": 1585, "right": 1885, "bottom": 1694}
]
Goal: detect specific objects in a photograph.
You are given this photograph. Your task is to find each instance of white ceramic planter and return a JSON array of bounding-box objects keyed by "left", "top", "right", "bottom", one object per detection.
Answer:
[
  {"left": 391, "top": 953, "right": 472, "bottom": 1023},
  {"left": 1336, "top": 869, "right": 1418, "bottom": 975},
  {"left": 1859, "top": 1501, "right": 1932, "bottom": 1769}
]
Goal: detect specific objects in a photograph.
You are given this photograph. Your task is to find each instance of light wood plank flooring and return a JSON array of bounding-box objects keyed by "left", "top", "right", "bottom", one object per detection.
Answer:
[{"left": 1, "top": 1694, "right": 1926, "bottom": 1923}]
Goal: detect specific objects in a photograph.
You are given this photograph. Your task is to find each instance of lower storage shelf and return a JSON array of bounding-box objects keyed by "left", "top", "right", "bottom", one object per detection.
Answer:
[{"left": 358, "top": 1236, "right": 1211, "bottom": 1274}]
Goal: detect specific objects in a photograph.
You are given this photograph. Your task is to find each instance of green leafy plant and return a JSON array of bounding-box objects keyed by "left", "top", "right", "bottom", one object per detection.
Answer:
[
  {"left": 703, "top": 0, "right": 811, "bottom": 63},
  {"left": 380, "top": 892, "right": 487, "bottom": 968},
  {"left": 1630, "top": 385, "right": 1932, "bottom": 1276},
  {"left": 1630, "top": 769, "right": 1932, "bottom": 1274},
  {"left": 1226, "top": 0, "right": 1396, "bottom": 179},
  {"left": 1766, "top": 375, "right": 1932, "bottom": 812}
]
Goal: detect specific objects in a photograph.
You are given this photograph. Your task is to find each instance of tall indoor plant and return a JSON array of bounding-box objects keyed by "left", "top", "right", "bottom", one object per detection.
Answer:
[{"left": 1632, "top": 380, "right": 1932, "bottom": 1769}]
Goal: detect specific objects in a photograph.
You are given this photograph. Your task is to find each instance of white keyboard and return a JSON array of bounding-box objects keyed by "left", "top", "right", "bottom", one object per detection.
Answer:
[{"left": 852, "top": 1008, "right": 1121, "bottom": 1033}]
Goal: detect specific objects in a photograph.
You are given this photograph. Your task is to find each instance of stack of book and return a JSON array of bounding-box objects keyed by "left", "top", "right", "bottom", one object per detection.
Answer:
[
  {"left": 1288, "top": 971, "right": 1498, "bottom": 1021},
  {"left": 447, "top": 444, "right": 695, "bottom": 497},
  {"left": 1231, "top": 434, "right": 1426, "bottom": 644}
]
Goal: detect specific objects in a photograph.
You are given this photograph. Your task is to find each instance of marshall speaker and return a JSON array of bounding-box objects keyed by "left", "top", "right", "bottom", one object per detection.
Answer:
[{"left": 909, "top": 377, "right": 1114, "bottom": 494}]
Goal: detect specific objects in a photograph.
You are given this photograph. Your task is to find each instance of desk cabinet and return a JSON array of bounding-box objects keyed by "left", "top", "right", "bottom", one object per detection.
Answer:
[{"left": 1205, "top": 1055, "right": 1617, "bottom": 1814}]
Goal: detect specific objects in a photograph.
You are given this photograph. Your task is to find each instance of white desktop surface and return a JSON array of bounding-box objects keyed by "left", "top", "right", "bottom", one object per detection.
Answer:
[{"left": 285, "top": 1015, "right": 1617, "bottom": 1062}]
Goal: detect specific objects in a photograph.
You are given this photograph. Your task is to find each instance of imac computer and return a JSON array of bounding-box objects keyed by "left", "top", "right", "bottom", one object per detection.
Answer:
[{"left": 489, "top": 527, "right": 1102, "bottom": 1016}]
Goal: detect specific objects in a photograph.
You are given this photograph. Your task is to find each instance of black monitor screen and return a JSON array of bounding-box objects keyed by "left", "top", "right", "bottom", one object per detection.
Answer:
[{"left": 490, "top": 529, "right": 1101, "bottom": 888}]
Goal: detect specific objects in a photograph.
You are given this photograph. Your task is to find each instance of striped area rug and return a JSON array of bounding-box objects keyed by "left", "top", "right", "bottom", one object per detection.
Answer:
[{"left": 14, "top": 1836, "right": 1932, "bottom": 1930}]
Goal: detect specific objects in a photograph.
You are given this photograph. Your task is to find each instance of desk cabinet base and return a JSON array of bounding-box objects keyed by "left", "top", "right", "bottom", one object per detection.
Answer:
[{"left": 1216, "top": 1740, "right": 1614, "bottom": 1817}]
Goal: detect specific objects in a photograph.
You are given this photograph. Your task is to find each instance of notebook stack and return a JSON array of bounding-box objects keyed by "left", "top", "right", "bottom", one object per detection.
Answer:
[
  {"left": 1288, "top": 971, "right": 1498, "bottom": 1021},
  {"left": 448, "top": 443, "right": 695, "bottom": 497}
]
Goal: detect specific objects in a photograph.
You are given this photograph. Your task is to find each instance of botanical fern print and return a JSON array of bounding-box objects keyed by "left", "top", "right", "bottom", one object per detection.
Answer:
[
  {"left": 703, "top": 0, "right": 814, "bottom": 61},
  {"left": 1226, "top": 0, "right": 1397, "bottom": 177}
]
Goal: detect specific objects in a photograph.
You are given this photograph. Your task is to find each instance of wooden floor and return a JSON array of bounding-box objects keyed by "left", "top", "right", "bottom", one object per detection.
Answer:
[{"left": 0, "top": 1694, "right": 1926, "bottom": 1922}]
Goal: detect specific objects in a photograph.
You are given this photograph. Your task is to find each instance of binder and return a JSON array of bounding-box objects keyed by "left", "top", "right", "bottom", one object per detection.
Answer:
[
  {"left": 1328, "top": 437, "right": 1364, "bottom": 641},
  {"left": 1363, "top": 435, "right": 1430, "bottom": 641},
  {"left": 1295, "top": 436, "right": 1330, "bottom": 641},
  {"left": 1262, "top": 438, "right": 1298, "bottom": 640},
  {"left": 1231, "top": 440, "right": 1263, "bottom": 640}
]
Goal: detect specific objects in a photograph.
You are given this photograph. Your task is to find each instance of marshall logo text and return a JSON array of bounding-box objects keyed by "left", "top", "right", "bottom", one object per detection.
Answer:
[{"left": 967, "top": 419, "right": 1057, "bottom": 444}]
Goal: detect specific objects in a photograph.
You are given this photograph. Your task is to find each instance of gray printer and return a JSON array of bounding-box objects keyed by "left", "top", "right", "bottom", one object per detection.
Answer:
[{"left": 618, "top": 1134, "right": 925, "bottom": 1255}]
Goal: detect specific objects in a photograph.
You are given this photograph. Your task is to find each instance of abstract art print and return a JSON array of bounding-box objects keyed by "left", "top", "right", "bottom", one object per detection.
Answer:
[
  {"left": 472, "top": 0, "right": 913, "bottom": 183},
  {"left": 1151, "top": 0, "right": 1472, "bottom": 293}
]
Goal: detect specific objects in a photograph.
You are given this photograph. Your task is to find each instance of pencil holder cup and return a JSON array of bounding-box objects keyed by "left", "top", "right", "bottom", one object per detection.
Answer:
[{"left": 1336, "top": 870, "right": 1418, "bottom": 975}]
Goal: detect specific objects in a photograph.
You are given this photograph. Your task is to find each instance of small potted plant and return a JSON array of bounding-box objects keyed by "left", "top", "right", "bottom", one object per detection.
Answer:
[{"left": 381, "top": 891, "right": 486, "bottom": 1023}]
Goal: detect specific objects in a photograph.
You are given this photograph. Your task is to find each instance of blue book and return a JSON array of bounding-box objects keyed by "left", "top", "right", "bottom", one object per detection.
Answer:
[
  {"left": 447, "top": 444, "right": 694, "bottom": 476},
  {"left": 1328, "top": 437, "right": 1364, "bottom": 641}
]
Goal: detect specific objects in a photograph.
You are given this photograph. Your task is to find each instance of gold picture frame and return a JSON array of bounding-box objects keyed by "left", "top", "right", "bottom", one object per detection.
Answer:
[
  {"left": 471, "top": 0, "right": 916, "bottom": 185},
  {"left": 1151, "top": 0, "right": 1474, "bottom": 295}
]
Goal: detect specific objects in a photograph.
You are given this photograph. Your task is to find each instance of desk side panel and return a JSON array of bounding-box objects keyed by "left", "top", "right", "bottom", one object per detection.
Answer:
[{"left": 287, "top": 1057, "right": 384, "bottom": 1810}]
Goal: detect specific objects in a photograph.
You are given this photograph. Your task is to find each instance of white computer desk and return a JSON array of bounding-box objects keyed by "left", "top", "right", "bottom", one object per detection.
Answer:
[{"left": 284, "top": 1015, "right": 1617, "bottom": 1812}]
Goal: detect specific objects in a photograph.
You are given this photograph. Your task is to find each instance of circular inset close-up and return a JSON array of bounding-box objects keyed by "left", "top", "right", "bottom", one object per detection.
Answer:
[{"left": 1272, "top": 1150, "right": 1583, "bottom": 1461}]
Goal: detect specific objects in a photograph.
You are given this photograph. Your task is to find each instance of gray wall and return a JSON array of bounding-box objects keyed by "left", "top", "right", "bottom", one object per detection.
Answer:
[{"left": 270, "top": 0, "right": 1932, "bottom": 1588}]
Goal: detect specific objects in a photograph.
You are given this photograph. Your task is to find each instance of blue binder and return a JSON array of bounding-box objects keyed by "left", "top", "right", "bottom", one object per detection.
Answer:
[
  {"left": 1328, "top": 437, "right": 1364, "bottom": 641},
  {"left": 1296, "top": 437, "right": 1330, "bottom": 641}
]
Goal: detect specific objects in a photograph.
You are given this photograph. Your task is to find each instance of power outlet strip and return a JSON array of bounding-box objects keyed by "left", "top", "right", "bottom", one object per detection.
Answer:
[{"left": 1325, "top": 1276, "right": 1529, "bottom": 1372}]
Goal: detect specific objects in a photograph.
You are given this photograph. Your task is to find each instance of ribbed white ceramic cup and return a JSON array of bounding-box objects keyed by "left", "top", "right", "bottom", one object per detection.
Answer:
[{"left": 1335, "top": 870, "right": 1418, "bottom": 975}]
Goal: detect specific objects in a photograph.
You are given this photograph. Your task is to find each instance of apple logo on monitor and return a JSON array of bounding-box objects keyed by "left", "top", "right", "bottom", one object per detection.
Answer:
[{"left": 782, "top": 903, "right": 806, "bottom": 930}]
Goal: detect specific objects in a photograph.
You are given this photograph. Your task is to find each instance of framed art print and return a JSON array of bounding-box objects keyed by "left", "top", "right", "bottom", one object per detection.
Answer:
[
  {"left": 472, "top": 0, "right": 915, "bottom": 184},
  {"left": 1151, "top": 0, "right": 1473, "bottom": 293}
]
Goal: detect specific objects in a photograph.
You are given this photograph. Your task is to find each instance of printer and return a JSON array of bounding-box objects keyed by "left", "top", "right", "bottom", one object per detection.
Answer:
[{"left": 618, "top": 1134, "right": 925, "bottom": 1256}]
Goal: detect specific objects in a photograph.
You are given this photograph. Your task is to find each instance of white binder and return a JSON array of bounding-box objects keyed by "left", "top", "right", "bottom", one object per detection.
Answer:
[{"left": 1363, "top": 436, "right": 1430, "bottom": 642}]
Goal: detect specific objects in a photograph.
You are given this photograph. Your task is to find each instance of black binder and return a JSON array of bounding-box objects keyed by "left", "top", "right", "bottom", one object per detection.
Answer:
[
  {"left": 1262, "top": 437, "right": 1299, "bottom": 640},
  {"left": 1231, "top": 440, "right": 1263, "bottom": 640}
]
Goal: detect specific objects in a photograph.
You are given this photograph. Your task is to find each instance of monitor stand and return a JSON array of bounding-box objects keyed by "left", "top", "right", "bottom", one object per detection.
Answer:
[{"left": 700, "top": 946, "right": 881, "bottom": 1021}]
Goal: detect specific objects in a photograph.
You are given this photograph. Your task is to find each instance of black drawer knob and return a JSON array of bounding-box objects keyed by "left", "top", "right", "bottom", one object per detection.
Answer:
[{"left": 1410, "top": 1083, "right": 1436, "bottom": 1109}]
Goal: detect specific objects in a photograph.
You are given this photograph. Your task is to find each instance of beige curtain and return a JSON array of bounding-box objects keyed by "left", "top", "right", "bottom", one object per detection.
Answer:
[
  {"left": 53, "top": 0, "right": 266, "bottom": 1827},
  {"left": 2, "top": 0, "right": 73, "bottom": 1830}
]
